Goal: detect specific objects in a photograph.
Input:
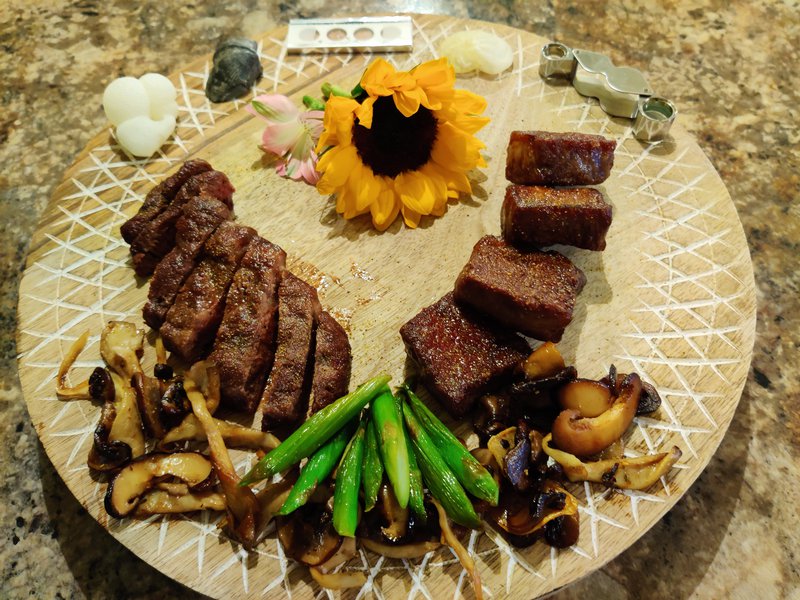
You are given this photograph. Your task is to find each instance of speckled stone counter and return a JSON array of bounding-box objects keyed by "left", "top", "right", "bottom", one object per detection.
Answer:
[{"left": 1, "top": 1, "right": 798, "bottom": 598}]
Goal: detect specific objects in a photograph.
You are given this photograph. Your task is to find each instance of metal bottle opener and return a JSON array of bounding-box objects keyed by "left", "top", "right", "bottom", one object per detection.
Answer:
[{"left": 538, "top": 42, "right": 676, "bottom": 142}]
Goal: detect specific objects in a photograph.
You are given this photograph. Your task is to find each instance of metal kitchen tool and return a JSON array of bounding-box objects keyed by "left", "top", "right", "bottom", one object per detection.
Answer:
[
  {"left": 539, "top": 42, "right": 676, "bottom": 142},
  {"left": 286, "top": 17, "right": 413, "bottom": 54}
]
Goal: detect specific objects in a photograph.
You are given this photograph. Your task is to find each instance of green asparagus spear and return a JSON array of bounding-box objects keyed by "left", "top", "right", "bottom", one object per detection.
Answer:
[
  {"left": 371, "top": 389, "right": 410, "bottom": 508},
  {"left": 362, "top": 417, "right": 384, "bottom": 512},
  {"left": 402, "top": 401, "right": 481, "bottom": 528},
  {"left": 402, "top": 384, "right": 499, "bottom": 506},
  {"left": 333, "top": 417, "right": 367, "bottom": 537},
  {"left": 240, "top": 375, "right": 390, "bottom": 485},
  {"left": 274, "top": 420, "right": 356, "bottom": 516},
  {"left": 404, "top": 425, "right": 427, "bottom": 522}
]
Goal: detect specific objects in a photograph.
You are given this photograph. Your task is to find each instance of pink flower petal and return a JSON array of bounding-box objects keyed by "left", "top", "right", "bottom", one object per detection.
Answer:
[
  {"left": 248, "top": 94, "right": 301, "bottom": 123},
  {"left": 261, "top": 120, "right": 306, "bottom": 155}
]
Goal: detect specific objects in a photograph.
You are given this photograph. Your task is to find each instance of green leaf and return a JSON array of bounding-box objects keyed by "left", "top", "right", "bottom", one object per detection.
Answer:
[{"left": 302, "top": 95, "right": 326, "bottom": 111}]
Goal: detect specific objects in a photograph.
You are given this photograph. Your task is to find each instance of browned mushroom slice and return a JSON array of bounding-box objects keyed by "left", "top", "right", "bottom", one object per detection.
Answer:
[
  {"left": 558, "top": 379, "right": 613, "bottom": 418},
  {"left": 542, "top": 433, "right": 682, "bottom": 489},
  {"left": 432, "top": 499, "right": 483, "bottom": 600},
  {"left": 100, "top": 321, "right": 144, "bottom": 380},
  {"left": 107, "top": 371, "right": 146, "bottom": 459},
  {"left": 309, "top": 562, "right": 367, "bottom": 590},
  {"left": 56, "top": 331, "right": 92, "bottom": 400},
  {"left": 551, "top": 373, "right": 641, "bottom": 457},
  {"left": 88, "top": 400, "right": 132, "bottom": 472},
  {"left": 134, "top": 489, "right": 226, "bottom": 515},
  {"left": 184, "top": 375, "right": 262, "bottom": 548},
  {"left": 188, "top": 361, "right": 221, "bottom": 414},
  {"left": 359, "top": 538, "right": 441, "bottom": 558},
  {"left": 378, "top": 483, "right": 409, "bottom": 543},
  {"left": 132, "top": 372, "right": 167, "bottom": 438},
  {"left": 159, "top": 414, "right": 280, "bottom": 452},
  {"left": 519, "top": 342, "right": 565, "bottom": 380},
  {"left": 104, "top": 452, "right": 214, "bottom": 518},
  {"left": 159, "top": 379, "right": 191, "bottom": 428},
  {"left": 277, "top": 503, "right": 343, "bottom": 566}
]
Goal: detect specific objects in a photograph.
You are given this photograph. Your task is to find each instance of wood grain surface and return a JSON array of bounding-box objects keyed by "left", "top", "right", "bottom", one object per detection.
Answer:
[{"left": 16, "top": 15, "right": 756, "bottom": 599}]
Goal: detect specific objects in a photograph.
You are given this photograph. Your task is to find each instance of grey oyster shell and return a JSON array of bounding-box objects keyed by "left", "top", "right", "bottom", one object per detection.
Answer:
[{"left": 205, "top": 38, "right": 263, "bottom": 103}]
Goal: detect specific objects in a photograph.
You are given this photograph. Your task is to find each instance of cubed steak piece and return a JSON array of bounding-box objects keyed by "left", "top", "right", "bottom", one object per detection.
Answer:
[
  {"left": 120, "top": 159, "right": 212, "bottom": 245},
  {"left": 160, "top": 222, "right": 256, "bottom": 362},
  {"left": 400, "top": 292, "right": 530, "bottom": 417},
  {"left": 260, "top": 273, "right": 321, "bottom": 432},
  {"left": 309, "top": 311, "right": 352, "bottom": 415},
  {"left": 454, "top": 236, "right": 586, "bottom": 342},
  {"left": 130, "top": 170, "right": 235, "bottom": 276},
  {"left": 143, "top": 196, "right": 232, "bottom": 330},
  {"left": 502, "top": 185, "right": 613, "bottom": 251},
  {"left": 505, "top": 131, "right": 616, "bottom": 186},
  {"left": 209, "top": 238, "right": 287, "bottom": 413}
]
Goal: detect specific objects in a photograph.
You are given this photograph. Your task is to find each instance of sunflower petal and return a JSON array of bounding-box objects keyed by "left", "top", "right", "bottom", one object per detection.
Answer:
[{"left": 370, "top": 186, "right": 400, "bottom": 231}]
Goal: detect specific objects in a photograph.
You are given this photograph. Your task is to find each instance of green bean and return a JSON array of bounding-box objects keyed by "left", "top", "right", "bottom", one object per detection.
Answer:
[
  {"left": 402, "top": 383, "right": 499, "bottom": 506},
  {"left": 274, "top": 420, "right": 356, "bottom": 516},
  {"left": 332, "top": 417, "right": 367, "bottom": 537},
  {"left": 240, "top": 375, "right": 390, "bottom": 485},
  {"left": 371, "top": 389, "right": 410, "bottom": 508},
  {"left": 402, "top": 401, "right": 481, "bottom": 528},
  {"left": 362, "top": 417, "right": 384, "bottom": 512},
  {"left": 404, "top": 425, "right": 427, "bottom": 522}
]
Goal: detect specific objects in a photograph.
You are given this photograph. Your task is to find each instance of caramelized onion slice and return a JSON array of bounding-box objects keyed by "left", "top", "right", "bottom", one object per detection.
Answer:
[
  {"left": 542, "top": 433, "right": 682, "bottom": 490},
  {"left": 551, "top": 373, "right": 641, "bottom": 457}
]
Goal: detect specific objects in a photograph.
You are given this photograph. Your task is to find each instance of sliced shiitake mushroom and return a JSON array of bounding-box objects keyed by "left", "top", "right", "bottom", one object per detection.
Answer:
[
  {"left": 88, "top": 400, "right": 132, "bottom": 472},
  {"left": 134, "top": 489, "right": 226, "bottom": 515},
  {"left": 104, "top": 452, "right": 214, "bottom": 518},
  {"left": 378, "top": 483, "right": 409, "bottom": 543},
  {"left": 359, "top": 537, "right": 441, "bottom": 558},
  {"left": 107, "top": 371, "right": 146, "bottom": 459},
  {"left": 100, "top": 321, "right": 144, "bottom": 380},
  {"left": 601, "top": 368, "right": 662, "bottom": 415},
  {"left": 551, "top": 373, "right": 641, "bottom": 457},
  {"left": 132, "top": 372, "right": 167, "bottom": 439},
  {"left": 473, "top": 394, "right": 510, "bottom": 441},
  {"left": 542, "top": 433, "right": 682, "bottom": 490},
  {"left": 160, "top": 379, "right": 190, "bottom": 429},
  {"left": 277, "top": 503, "right": 343, "bottom": 567}
]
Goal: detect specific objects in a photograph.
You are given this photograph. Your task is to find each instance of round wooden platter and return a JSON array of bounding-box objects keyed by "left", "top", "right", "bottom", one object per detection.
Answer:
[{"left": 17, "top": 14, "right": 756, "bottom": 600}]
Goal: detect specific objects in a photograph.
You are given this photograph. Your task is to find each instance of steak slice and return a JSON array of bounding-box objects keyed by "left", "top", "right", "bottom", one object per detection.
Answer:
[
  {"left": 260, "top": 273, "right": 321, "bottom": 432},
  {"left": 143, "top": 196, "right": 232, "bottom": 330},
  {"left": 502, "top": 185, "right": 613, "bottom": 251},
  {"left": 160, "top": 222, "right": 256, "bottom": 362},
  {"left": 120, "top": 159, "right": 212, "bottom": 245},
  {"left": 454, "top": 236, "right": 586, "bottom": 342},
  {"left": 309, "top": 311, "right": 352, "bottom": 415},
  {"left": 505, "top": 131, "right": 616, "bottom": 186},
  {"left": 400, "top": 292, "right": 530, "bottom": 417},
  {"left": 131, "top": 170, "right": 235, "bottom": 276},
  {"left": 209, "top": 238, "right": 287, "bottom": 413}
]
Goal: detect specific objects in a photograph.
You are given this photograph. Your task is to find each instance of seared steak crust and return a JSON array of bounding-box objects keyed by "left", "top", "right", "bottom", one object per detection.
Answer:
[
  {"left": 502, "top": 185, "right": 613, "bottom": 251},
  {"left": 130, "top": 170, "right": 235, "bottom": 276},
  {"left": 120, "top": 159, "right": 212, "bottom": 245},
  {"left": 505, "top": 131, "right": 616, "bottom": 186},
  {"left": 260, "top": 273, "right": 321, "bottom": 431},
  {"left": 400, "top": 292, "right": 530, "bottom": 417},
  {"left": 143, "top": 196, "right": 231, "bottom": 330},
  {"left": 309, "top": 311, "right": 352, "bottom": 415},
  {"left": 160, "top": 222, "right": 256, "bottom": 362},
  {"left": 454, "top": 236, "right": 586, "bottom": 342},
  {"left": 210, "top": 238, "right": 287, "bottom": 413}
]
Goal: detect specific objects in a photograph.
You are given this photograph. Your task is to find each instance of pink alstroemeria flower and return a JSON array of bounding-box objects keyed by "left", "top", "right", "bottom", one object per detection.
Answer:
[{"left": 247, "top": 94, "right": 324, "bottom": 185}]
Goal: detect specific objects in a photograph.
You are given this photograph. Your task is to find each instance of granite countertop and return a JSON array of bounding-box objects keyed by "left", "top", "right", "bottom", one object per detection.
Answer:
[{"left": 1, "top": 1, "right": 797, "bottom": 598}]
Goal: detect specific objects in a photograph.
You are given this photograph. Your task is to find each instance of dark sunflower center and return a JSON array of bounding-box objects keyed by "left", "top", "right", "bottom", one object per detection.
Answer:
[{"left": 352, "top": 95, "right": 438, "bottom": 178}]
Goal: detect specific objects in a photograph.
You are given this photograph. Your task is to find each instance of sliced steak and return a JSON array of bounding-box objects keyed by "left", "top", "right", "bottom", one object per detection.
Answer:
[
  {"left": 260, "top": 273, "right": 321, "bottom": 432},
  {"left": 502, "top": 185, "right": 613, "bottom": 251},
  {"left": 160, "top": 222, "right": 257, "bottom": 362},
  {"left": 143, "top": 196, "right": 232, "bottom": 330},
  {"left": 209, "top": 238, "right": 287, "bottom": 413},
  {"left": 505, "top": 131, "right": 616, "bottom": 186},
  {"left": 309, "top": 311, "right": 351, "bottom": 415},
  {"left": 120, "top": 159, "right": 212, "bottom": 245},
  {"left": 131, "top": 170, "right": 235, "bottom": 276},
  {"left": 400, "top": 292, "right": 530, "bottom": 417},
  {"left": 454, "top": 236, "right": 586, "bottom": 342}
]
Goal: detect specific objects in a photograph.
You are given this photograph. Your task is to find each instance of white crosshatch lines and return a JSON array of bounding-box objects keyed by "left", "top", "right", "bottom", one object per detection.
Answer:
[{"left": 17, "top": 15, "right": 756, "bottom": 600}]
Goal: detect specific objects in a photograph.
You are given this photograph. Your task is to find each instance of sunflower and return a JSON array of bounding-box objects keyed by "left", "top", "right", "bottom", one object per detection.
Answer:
[{"left": 315, "top": 58, "right": 490, "bottom": 231}]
